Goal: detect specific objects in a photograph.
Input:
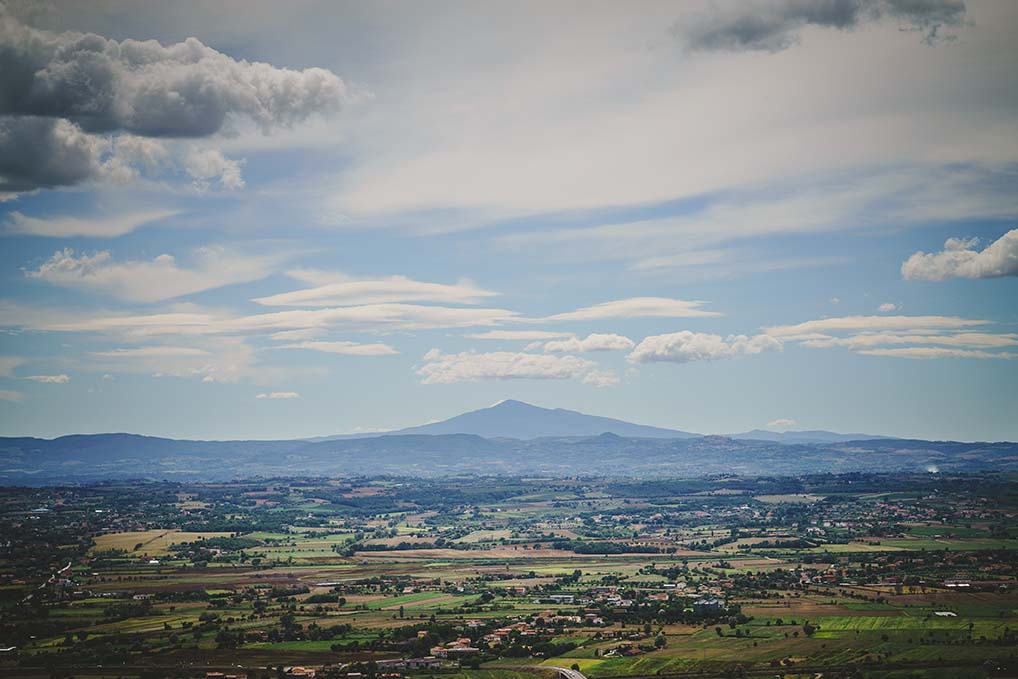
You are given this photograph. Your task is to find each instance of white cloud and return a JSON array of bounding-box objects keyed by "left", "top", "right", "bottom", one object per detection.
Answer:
[
  {"left": 770, "top": 314, "right": 1018, "bottom": 360},
  {"left": 859, "top": 347, "right": 1017, "bottom": 359},
  {"left": 14, "top": 302, "right": 520, "bottom": 338},
  {"left": 800, "top": 332, "right": 1018, "bottom": 350},
  {"left": 496, "top": 168, "right": 1018, "bottom": 270},
  {"left": 416, "top": 349, "right": 611, "bottom": 385},
  {"left": 466, "top": 330, "right": 573, "bottom": 341},
  {"left": 878, "top": 302, "right": 899, "bottom": 312},
  {"left": 901, "top": 229, "right": 1018, "bottom": 280},
  {"left": 628, "top": 331, "right": 781, "bottom": 364},
  {"left": 541, "top": 297, "right": 721, "bottom": 322},
  {"left": 277, "top": 340, "right": 398, "bottom": 356},
  {"left": 256, "top": 391, "right": 300, "bottom": 399},
  {"left": 91, "top": 346, "right": 211, "bottom": 358},
  {"left": 0, "top": 389, "right": 24, "bottom": 401},
  {"left": 25, "top": 246, "right": 284, "bottom": 303},
  {"left": 543, "top": 333, "right": 635, "bottom": 353},
  {"left": 93, "top": 336, "right": 259, "bottom": 384},
  {"left": 4, "top": 209, "right": 180, "bottom": 238},
  {"left": 24, "top": 374, "right": 70, "bottom": 383},
  {"left": 0, "top": 356, "right": 24, "bottom": 378},
  {"left": 184, "top": 147, "right": 245, "bottom": 190},
  {"left": 764, "top": 315, "right": 986, "bottom": 338},
  {"left": 582, "top": 370, "right": 621, "bottom": 388},
  {"left": 254, "top": 271, "right": 497, "bottom": 307},
  {"left": 767, "top": 418, "right": 798, "bottom": 431}
]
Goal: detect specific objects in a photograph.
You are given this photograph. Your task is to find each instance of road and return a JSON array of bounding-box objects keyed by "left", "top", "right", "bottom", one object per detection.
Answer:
[
  {"left": 513, "top": 665, "right": 588, "bottom": 679},
  {"left": 20, "top": 561, "right": 72, "bottom": 604},
  {"left": 545, "top": 666, "right": 588, "bottom": 679}
]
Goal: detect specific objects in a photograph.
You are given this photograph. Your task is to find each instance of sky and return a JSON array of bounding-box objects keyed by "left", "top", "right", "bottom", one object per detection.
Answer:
[{"left": 0, "top": 0, "right": 1016, "bottom": 442}]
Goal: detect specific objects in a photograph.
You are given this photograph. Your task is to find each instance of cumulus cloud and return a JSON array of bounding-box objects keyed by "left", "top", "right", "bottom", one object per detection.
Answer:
[
  {"left": 767, "top": 418, "right": 798, "bottom": 430},
  {"left": 878, "top": 302, "right": 899, "bottom": 312},
  {"left": 541, "top": 297, "right": 721, "bottom": 322},
  {"left": 277, "top": 340, "right": 398, "bottom": 356},
  {"left": 628, "top": 331, "right": 781, "bottom": 364},
  {"left": 183, "top": 147, "right": 244, "bottom": 190},
  {"left": 582, "top": 370, "right": 621, "bottom": 388},
  {"left": 416, "top": 349, "right": 612, "bottom": 386},
  {"left": 0, "top": 389, "right": 24, "bottom": 401},
  {"left": 24, "top": 246, "right": 283, "bottom": 302},
  {"left": 543, "top": 333, "right": 635, "bottom": 354},
  {"left": 0, "top": 11, "right": 347, "bottom": 136},
  {"left": 901, "top": 229, "right": 1018, "bottom": 280},
  {"left": 256, "top": 391, "right": 300, "bottom": 399},
  {"left": 676, "top": 0, "right": 967, "bottom": 53},
  {"left": 254, "top": 271, "right": 497, "bottom": 307},
  {"left": 0, "top": 10, "right": 348, "bottom": 192},
  {"left": 4, "top": 208, "right": 179, "bottom": 237},
  {"left": 24, "top": 373, "right": 69, "bottom": 383}
]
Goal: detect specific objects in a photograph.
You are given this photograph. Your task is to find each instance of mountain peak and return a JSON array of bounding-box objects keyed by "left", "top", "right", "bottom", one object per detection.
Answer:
[{"left": 389, "top": 400, "right": 698, "bottom": 440}]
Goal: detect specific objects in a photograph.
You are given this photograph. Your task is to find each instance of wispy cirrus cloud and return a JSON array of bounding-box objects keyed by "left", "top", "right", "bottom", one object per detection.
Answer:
[
  {"left": 24, "top": 374, "right": 69, "bottom": 383},
  {"left": 674, "top": 0, "right": 968, "bottom": 53},
  {"left": 254, "top": 270, "right": 498, "bottom": 307},
  {"left": 766, "top": 314, "right": 1018, "bottom": 360},
  {"left": 466, "top": 330, "right": 573, "bottom": 341},
  {"left": 4, "top": 208, "right": 180, "bottom": 238},
  {"left": 24, "top": 246, "right": 287, "bottom": 303},
  {"left": 277, "top": 340, "right": 398, "bottom": 356},
  {"left": 540, "top": 297, "right": 721, "bottom": 322},
  {"left": 859, "top": 347, "right": 1016, "bottom": 360},
  {"left": 416, "top": 349, "right": 616, "bottom": 387}
]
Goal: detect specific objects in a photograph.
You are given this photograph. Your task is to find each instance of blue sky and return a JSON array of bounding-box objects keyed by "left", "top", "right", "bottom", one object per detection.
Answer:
[{"left": 0, "top": 0, "right": 1016, "bottom": 441}]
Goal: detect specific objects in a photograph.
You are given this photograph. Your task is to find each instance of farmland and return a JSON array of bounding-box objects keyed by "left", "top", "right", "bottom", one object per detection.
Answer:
[{"left": 1, "top": 473, "right": 1016, "bottom": 678}]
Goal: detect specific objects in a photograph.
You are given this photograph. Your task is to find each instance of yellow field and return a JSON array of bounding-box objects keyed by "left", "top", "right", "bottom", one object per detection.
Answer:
[
  {"left": 90, "top": 529, "right": 232, "bottom": 556},
  {"left": 753, "top": 494, "right": 825, "bottom": 504}
]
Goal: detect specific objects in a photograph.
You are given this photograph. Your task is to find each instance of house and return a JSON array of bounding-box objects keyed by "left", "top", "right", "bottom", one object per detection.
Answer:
[
  {"left": 376, "top": 659, "right": 406, "bottom": 671},
  {"left": 692, "top": 598, "right": 725, "bottom": 614},
  {"left": 405, "top": 657, "right": 442, "bottom": 670}
]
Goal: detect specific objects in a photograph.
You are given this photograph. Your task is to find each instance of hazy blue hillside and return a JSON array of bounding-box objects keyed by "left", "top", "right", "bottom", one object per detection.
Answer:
[
  {"left": 1, "top": 430, "right": 1015, "bottom": 484},
  {"left": 731, "top": 429, "right": 893, "bottom": 444}
]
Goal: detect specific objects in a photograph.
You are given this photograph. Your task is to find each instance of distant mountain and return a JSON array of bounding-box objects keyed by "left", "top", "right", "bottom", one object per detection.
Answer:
[
  {"left": 731, "top": 429, "right": 893, "bottom": 444},
  {"left": 384, "top": 399, "right": 700, "bottom": 440}
]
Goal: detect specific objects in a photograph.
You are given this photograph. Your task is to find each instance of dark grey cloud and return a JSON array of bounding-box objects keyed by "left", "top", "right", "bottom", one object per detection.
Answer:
[
  {"left": 0, "top": 7, "right": 348, "bottom": 193},
  {"left": 677, "top": 0, "right": 967, "bottom": 53},
  {"left": 0, "top": 116, "right": 117, "bottom": 193}
]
